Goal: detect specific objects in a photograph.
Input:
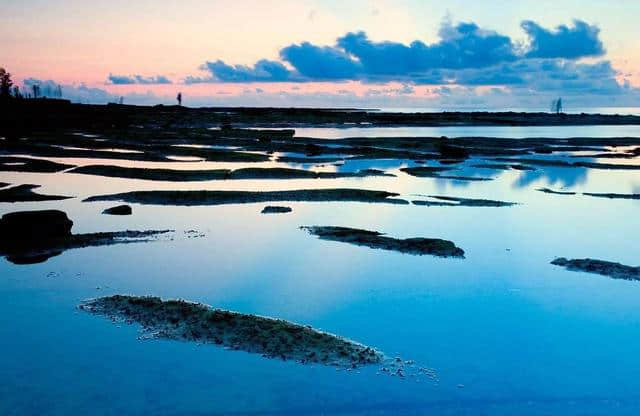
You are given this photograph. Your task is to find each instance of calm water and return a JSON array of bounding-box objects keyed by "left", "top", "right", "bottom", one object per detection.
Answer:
[
  {"left": 294, "top": 125, "right": 640, "bottom": 139},
  {"left": 2, "top": 127, "right": 640, "bottom": 415}
]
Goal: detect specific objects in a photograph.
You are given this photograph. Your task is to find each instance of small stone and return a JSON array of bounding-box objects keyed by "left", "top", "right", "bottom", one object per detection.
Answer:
[
  {"left": 102, "top": 205, "right": 132, "bottom": 215},
  {"left": 261, "top": 206, "right": 292, "bottom": 214}
]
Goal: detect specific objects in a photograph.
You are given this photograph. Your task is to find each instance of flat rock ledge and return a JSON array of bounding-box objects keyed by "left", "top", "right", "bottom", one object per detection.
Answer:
[
  {"left": 551, "top": 257, "right": 640, "bottom": 281},
  {"left": 0, "top": 209, "right": 172, "bottom": 264},
  {"left": 79, "top": 295, "right": 383, "bottom": 369},
  {"left": 302, "top": 226, "right": 464, "bottom": 258},
  {"left": 261, "top": 206, "right": 292, "bottom": 214},
  {"left": 103, "top": 205, "right": 133, "bottom": 215}
]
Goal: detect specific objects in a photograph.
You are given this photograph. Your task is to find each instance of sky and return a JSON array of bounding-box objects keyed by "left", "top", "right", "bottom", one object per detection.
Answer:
[{"left": 2, "top": 0, "right": 640, "bottom": 109}]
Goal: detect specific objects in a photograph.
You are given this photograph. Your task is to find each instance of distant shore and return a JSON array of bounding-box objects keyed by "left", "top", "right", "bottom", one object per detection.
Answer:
[{"left": 2, "top": 99, "right": 640, "bottom": 135}]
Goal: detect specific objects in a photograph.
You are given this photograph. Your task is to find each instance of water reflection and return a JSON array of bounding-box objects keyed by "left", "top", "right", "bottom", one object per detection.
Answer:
[
  {"left": 513, "top": 166, "right": 589, "bottom": 188},
  {"left": 3, "top": 125, "right": 640, "bottom": 415}
]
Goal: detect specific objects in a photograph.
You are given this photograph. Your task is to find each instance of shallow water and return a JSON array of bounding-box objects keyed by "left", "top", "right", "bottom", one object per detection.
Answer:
[
  {"left": 2, "top": 127, "right": 640, "bottom": 415},
  {"left": 294, "top": 125, "right": 640, "bottom": 139}
]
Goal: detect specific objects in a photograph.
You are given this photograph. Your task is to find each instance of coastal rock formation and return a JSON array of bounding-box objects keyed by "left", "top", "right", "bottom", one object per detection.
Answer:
[
  {"left": 537, "top": 188, "right": 576, "bottom": 195},
  {"left": 0, "top": 209, "right": 172, "bottom": 264},
  {"left": 0, "top": 184, "right": 73, "bottom": 202},
  {"left": 301, "top": 226, "right": 465, "bottom": 258},
  {"left": 400, "top": 166, "right": 493, "bottom": 182},
  {"left": 261, "top": 206, "right": 292, "bottom": 214},
  {"left": 412, "top": 195, "right": 517, "bottom": 207},
  {"left": 102, "top": 205, "right": 133, "bottom": 215},
  {"left": 551, "top": 257, "right": 640, "bottom": 281},
  {"left": 80, "top": 295, "right": 384, "bottom": 369},
  {"left": 582, "top": 192, "right": 640, "bottom": 200},
  {"left": 84, "top": 188, "right": 409, "bottom": 206},
  {"left": 0, "top": 210, "right": 73, "bottom": 240}
]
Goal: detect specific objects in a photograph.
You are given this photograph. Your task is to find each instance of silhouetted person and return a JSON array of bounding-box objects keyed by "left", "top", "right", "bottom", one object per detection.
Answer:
[
  {"left": 556, "top": 97, "right": 563, "bottom": 114},
  {"left": 551, "top": 97, "right": 563, "bottom": 114},
  {"left": 177, "top": 92, "right": 182, "bottom": 106}
]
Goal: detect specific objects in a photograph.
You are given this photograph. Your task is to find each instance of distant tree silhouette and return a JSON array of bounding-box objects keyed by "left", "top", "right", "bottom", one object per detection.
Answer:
[
  {"left": 119, "top": 96, "right": 124, "bottom": 105},
  {"left": 12, "top": 86, "right": 22, "bottom": 99},
  {"left": 0, "top": 68, "right": 13, "bottom": 99},
  {"left": 177, "top": 92, "right": 182, "bottom": 106},
  {"left": 31, "top": 84, "right": 40, "bottom": 99},
  {"left": 55, "top": 84, "right": 62, "bottom": 98}
]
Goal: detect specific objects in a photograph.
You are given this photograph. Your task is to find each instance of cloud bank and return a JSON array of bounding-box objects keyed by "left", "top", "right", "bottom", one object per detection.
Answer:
[
  {"left": 186, "top": 19, "right": 608, "bottom": 88},
  {"left": 108, "top": 74, "right": 172, "bottom": 85}
]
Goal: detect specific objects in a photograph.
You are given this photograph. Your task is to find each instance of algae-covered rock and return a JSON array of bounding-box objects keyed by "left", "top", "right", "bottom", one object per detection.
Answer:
[
  {"left": 551, "top": 257, "right": 640, "bottom": 281},
  {"left": 79, "top": 295, "right": 384, "bottom": 369}
]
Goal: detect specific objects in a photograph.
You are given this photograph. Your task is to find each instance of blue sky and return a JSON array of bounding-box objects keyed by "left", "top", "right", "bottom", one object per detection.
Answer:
[{"left": 2, "top": 0, "right": 639, "bottom": 108}]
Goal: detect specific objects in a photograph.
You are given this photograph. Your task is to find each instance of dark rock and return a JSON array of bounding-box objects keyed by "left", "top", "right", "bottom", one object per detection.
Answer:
[
  {"left": 400, "top": 166, "right": 492, "bottom": 182},
  {"left": 551, "top": 257, "right": 640, "bottom": 281},
  {"left": 537, "top": 188, "right": 576, "bottom": 195},
  {"left": 0, "top": 210, "right": 73, "bottom": 241},
  {"left": 84, "top": 188, "right": 409, "bottom": 206},
  {"left": 102, "top": 205, "right": 132, "bottom": 215},
  {"left": 0, "top": 184, "right": 73, "bottom": 202},
  {"left": 0, "top": 209, "right": 173, "bottom": 265},
  {"left": 582, "top": 192, "right": 640, "bottom": 200},
  {"left": 0, "top": 156, "right": 74, "bottom": 173},
  {"left": 261, "top": 206, "right": 292, "bottom": 214},
  {"left": 302, "top": 226, "right": 464, "bottom": 258},
  {"left": 438, "top": 143, "right": 469, "bottom": 160},
  {"left": 1, "top": 228, "right": 172, "bottom": 265},
  {"left": 412, "top": 195, "right": 518, "bottom": 207}
]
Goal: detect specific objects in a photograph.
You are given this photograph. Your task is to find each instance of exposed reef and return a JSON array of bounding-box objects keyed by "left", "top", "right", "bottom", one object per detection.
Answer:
[
  {"left": 301, "top": 226, "right": 464, "bottom": 258},
  {"left": 412, "top": 195, "right": 517, "bottom": 207},
  {"left": 103, "top": 205, "right": 133, "bottom": 215},
  {"left": 400, "top": 166, "right": 493, "bottom": 182},
  {"left": 79, "top": 295, "right": 384, "bottom": 369},
  {"left": 5, "top": 101, "right": 640, "bottom": 132},
  {"left": 68, "top": 165, "right": 393, "bottom": 181},
  {"left": 582, "top": 192, "right": 640, "bottom": 200},
  {"left": 551, "top": 257, "right": 640, "bottom": 281},
  {"left": 0, "top": 209, "right": 172, "bottom": 264},
  {"left": 0, "top": 210, "right": 72, "bottom": 239},
  {"left": 493, "top": 158, "right": 640, "bottom": 171},
  {"left": 537, "top": 188, "right": 576, "bottom": 195},
  {"left": 276, "top": 156, "right": 345, "bottom": 164},
  {"left": 0, "top": 156, "right": 74, "bottom": 173},
  {"left": 4, "top": 104, "right": 640, "bottom": 176},
  {"left": 84, "top": 188, "right": 409, "bottom": 206},
  {"left": 472, "top": 163, "right": 536, "bottom": 171},
  {"left": 261, "top": 206, "right": 292, "bottom": 214},
  {"left": 69, "top": 165, "right": 230, "bottom": 181},
  {"left": 0, "top": 184, "right": 73, "bottom": 202}
]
